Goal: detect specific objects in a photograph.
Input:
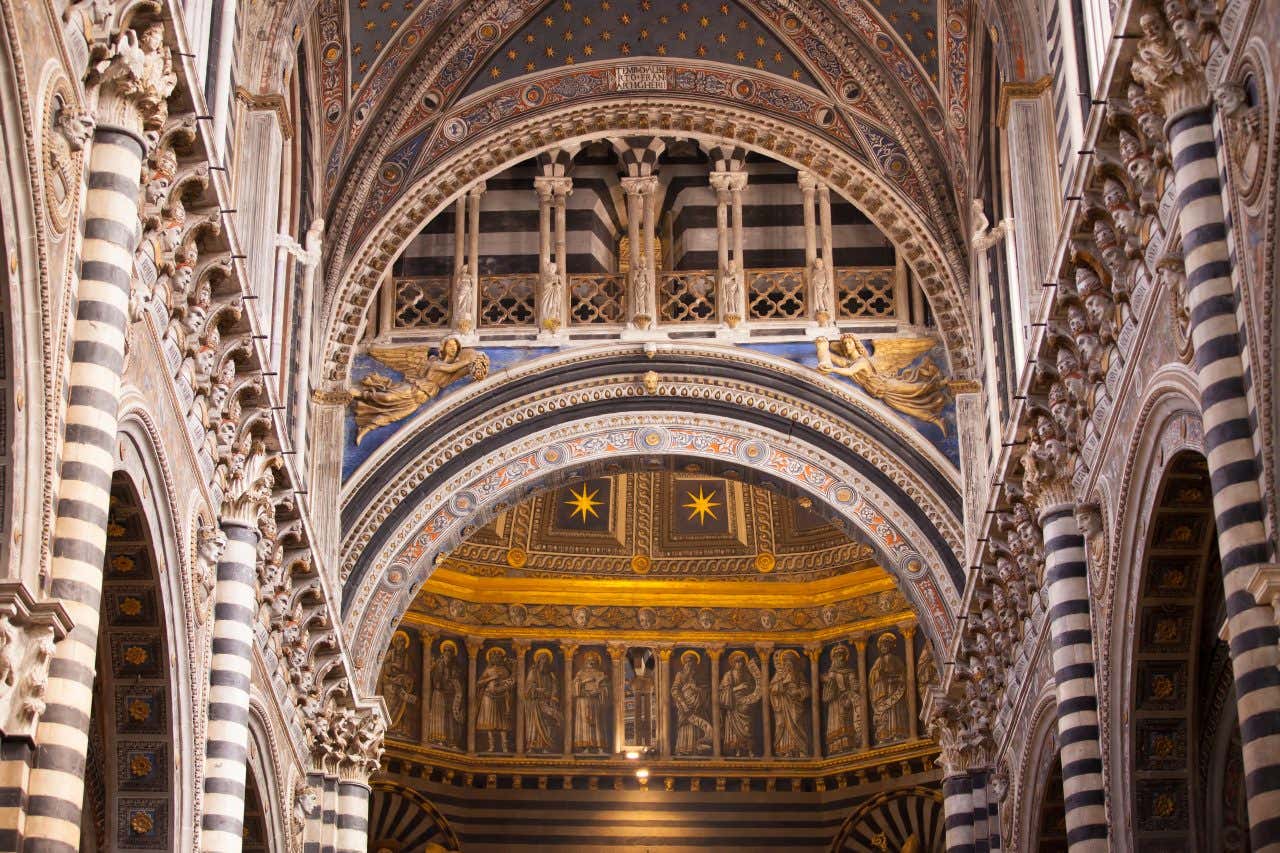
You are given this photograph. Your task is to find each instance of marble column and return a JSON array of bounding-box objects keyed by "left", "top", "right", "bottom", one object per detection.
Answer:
[
  {"left": 608, "top": 645, "right": 626, "bottom": 754},
  {"left": 465, "top": 638, "right": 482, "bottom": 754},
  {"left": 904, "top": 624, "right": 919, "bottom": 740},
  {"left": 562, "top": 643, "right": 577, "bottom": 754},
  {"left": 202, "top": 444, "right": 279, "bottom": 853},
  {"left": 756, "top": 644, "right": 773, "bottom": 760},
  {"left": 708, "top": 172, "right": 741, "bottom": 327},
  {"left": 421, "top": 634, "right": 434, "bottom": 745},
  {"left": 798, "top": 171, "right": 818, "bottom": 270},
  {"left": 453, "top": 194, "right": 466, "bottom": 278},
  {"left": 943, "top": 773, "right": 976, "bottom": 853},
  {"left": 621, "top": 175, "right": 659, "bottom": 329},
  {"left": 816, "top": 182, "right": 836, "bottom": 323},
  {"left": 708, "top": 646, "right": 723, "bottom": 759},
  {"left": 514, "top": 640, "right": 529, "bottom": 755},
  {"left": 854, "top": 635, "right": 870, "bottom": 751},
  {"left": 729, "top": 173, "right": 747, "bottom": 283},
  {"left": 970, "top": 769, "right": 990, "bottom": 853},
  {"left": 657, "top": 647, "right": 672, "bottom": 758},
  {"left": 25, "top": 24, "right": 176, "bottom": 851},
  {"left": 806, "top": 645, "right": 822, "bottom": 759}
]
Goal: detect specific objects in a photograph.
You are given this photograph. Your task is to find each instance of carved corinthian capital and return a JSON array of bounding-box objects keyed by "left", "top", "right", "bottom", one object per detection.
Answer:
[
  {"left": 1020, "top": 409, "right": 1078, "bottom": 517},
  {"left": 1130, "top": 8, "right": 1209, "bottom": 118},
  {"left": 219, "top": 436, "right": 282, "bottom": 529},
  {"left": 92, "top": 23, "right": 178, "bottom": 139}
]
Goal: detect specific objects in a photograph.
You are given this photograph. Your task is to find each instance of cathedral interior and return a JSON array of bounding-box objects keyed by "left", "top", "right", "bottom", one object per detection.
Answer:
[{"left": 0, "top": 0, "right": 1275, "bottom": 850}]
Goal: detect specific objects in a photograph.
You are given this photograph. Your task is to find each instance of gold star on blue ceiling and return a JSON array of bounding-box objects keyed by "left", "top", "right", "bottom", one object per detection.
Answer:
[{"left": 460, "top": 0, "right": 819, "bottom": 95}]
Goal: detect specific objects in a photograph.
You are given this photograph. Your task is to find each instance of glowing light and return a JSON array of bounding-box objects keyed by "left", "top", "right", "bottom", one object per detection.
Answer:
[{"left": 625, "top": 750, "right": 641, "bottom": 760}]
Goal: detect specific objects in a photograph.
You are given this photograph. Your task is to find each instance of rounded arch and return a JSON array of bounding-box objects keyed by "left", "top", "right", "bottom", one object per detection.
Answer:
[
  {"left": 368, "top": 780, "right": 463, "bottom": 853},
  {"left": 1008, "top": 685, "right": 1058, "bottom": 853},
  {"left": 1104, "top": 373, "right": 1205, "bottom": 848},
  {"left": 343, "top": 405, "right": 962, "bottom": 694},
  {"left": 79, "top": 417, "right": 196, "bottom": 851},
  {"left": 827, "top": 785, "right": 945, "bottom": 851},
  {"left": 318, "top": 103, "right": 976, "bottom": 389},
  {"left": 246, "top": 698, "right": 291, "bottom": 853}
]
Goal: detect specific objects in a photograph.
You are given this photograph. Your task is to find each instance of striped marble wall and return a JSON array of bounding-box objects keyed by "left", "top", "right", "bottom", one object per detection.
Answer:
[
  {"left": 372, "top": 761, "right": 943, "bottom": 852},
  {"left": 393, "top": 155, "right": 895, "bottom": 279}
]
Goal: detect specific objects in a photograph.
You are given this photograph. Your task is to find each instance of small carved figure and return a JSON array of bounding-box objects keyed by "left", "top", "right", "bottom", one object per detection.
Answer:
[
  {"left": 194, "top": 521, "right": 226, "bottom": 626},
  {"left": 720, "top": 259, "right": 744, "bottom": 326},
  {"left": 572, "top": 651, "right": 610, "bottom": 752},
  {"left": 815, "top": 335, "right": 951, "bottom": 431},
  {"left": 378, "top": 630, "right": 419, "bottom": 738},
  {"left": 349, "top": 337, "right": 489, "bottom": 443},
  {"left": 718, "top": 651, "right": 762, "bottom": 757},
  {"left": 475, "top": 647, "right": 515, "bottom": 752},
  {"left": 771, "top": 650, "right": 810, "bottom": 758},
  {"left": 522, "top": 649, "right": 561, "bottom": 753},
  {"left": 821, "top": 644, "right": 863, "bottom": 755},
  {"left": 916, "top": 642, "right": 939, "bottom": 705},
  {"left": 630, "top": 252, "right": 655, "bottom": 329},
  {"left": 810, "top": 256, "right": 834, "bottom": 324},
  {"left": 672, "top": 651, "right": 713, "bottom": 755},
  {"left": 868, "top": 633, "right": 908, "bottom": 744},
  {"left": 427, "top": 640, "right": 464, "bottom": 749},
  {"left": 453, "top": 263, "right": 477, "bottom": 334},
  {"left": 540, "top": 261, "right": 565, "bottom": 332}
]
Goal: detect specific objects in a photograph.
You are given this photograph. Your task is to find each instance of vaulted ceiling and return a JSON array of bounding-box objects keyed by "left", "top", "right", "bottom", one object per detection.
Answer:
[{"left": 309, "top": 0, "right": 976, "bottom": 352}]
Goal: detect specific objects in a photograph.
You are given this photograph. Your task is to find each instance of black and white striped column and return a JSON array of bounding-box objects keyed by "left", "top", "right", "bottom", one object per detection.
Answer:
[
  {"left": 942, "top": 773, "right": 976, "bottom": 853},
  {"left": 1039, "top": 504, "right": 1108, "bottom": 851},
  {"left": 1167, "top": 99, "right": 1280, "bottom": 852},
  {"left": 201, "top": 520, "right": 261, "bottom": 852},
  {"left": 24, "top": 26, "right": 174, "bottom": 846},
  {"left": 336, "top": 779, "right": 371, "bottom": 853},
  {"left": 970, "top": 769, "right": 990, "bottom": 853}
]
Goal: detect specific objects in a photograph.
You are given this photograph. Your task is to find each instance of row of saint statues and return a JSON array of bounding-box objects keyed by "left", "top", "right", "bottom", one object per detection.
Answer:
[{"left": 381, "top": 629, "right": 940, "bottom": 760}]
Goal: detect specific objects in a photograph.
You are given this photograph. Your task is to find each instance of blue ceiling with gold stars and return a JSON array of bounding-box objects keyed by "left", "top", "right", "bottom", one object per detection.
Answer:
[
  {"left": 341, "top": 0, "right": 943, "bottom": 99},
  {"left": 867, "top": 0, "right": 938, "bottom": 81},
  {"left": 462, "top": 0, "right": 821, "bottom": 96}
]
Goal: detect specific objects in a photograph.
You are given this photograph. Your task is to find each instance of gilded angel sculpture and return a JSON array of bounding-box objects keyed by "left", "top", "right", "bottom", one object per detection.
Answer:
[
  {"left": 349, "top": 337, "right": 489, "bottom": 444},
  {"left": 814, "top": 334, "right": 951, "bottom": 432}
]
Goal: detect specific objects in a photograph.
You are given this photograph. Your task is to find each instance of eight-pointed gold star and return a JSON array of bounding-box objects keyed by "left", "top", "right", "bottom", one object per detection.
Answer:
[
  {"left": 565, "top": 484, "right": 603, "bottom": 523},
  {"left": 683, "top": 487, "right": 720, "bottom": 525}
]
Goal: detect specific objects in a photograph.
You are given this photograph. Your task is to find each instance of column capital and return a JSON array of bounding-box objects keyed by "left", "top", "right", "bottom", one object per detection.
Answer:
[
  {"left": 218, "top": 436, "right": 282, "bottom": 528},
  {"left": 1130, "top": 8, "right": 1211, "bottom": 119},
  {"left": 1019, "top": 408, "right": 1080, "bottom": 519},
  {"left": 535, "top": 175, "right": 573, "bottom": 198},
  {"left": 709, "top": 171, "right": 747, "bottom": 193},
  {"left": 803, "top": 644, "right": 822, "bottom": 663},
  {"left": 796, "top": 170, "right": 820, "bottom": 192},
  {"left": 513, "top": 638, "right": 532, "bottom": 652},
  {"left": 620, "top": 174, "right": 660, "bottom": 196},
  {"left": 467, "top": 180, "right": 488, "bottom": 199},
  {"left": 464, "top": 635, "right": 485, "bottom": 652},
  {"left": 606, "top": 643, "right": 627, "bottom": 661},
  {"left": 92, "top": 23, "right": 178, "bottom": 140},
  {"left": 706, "top": 644, "right": 725, "bottom": 660}
]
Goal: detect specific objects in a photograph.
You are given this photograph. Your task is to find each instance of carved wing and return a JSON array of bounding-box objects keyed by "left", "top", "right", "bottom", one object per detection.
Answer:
[
  {"left": 866, "top": 337, "right": 939, "bottom": 375},
  {"left": 366, "top": 343, "right": 435, "bottom": 379}
]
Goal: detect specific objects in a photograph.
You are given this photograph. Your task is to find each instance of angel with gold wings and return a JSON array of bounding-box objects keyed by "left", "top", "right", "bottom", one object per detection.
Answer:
[
  {"left": 815, "top": 334, "right": 951, "bottom": 432},
  {"left": 350, "top": 336, "right": 488, "bottom": 444}
]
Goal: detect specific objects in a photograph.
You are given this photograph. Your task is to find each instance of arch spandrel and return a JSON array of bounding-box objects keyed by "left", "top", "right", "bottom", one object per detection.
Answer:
[{"left": 343, "top": 410, "right": 962, "bottom": 695}]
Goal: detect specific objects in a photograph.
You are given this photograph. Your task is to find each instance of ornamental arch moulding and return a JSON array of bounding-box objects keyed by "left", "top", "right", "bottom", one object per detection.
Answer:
[
  {"left": 342, "top": 408, "right": 964, "bottom": 697},
  {"left": 318, "top": 103, "right": 977, "bottom": 389}
]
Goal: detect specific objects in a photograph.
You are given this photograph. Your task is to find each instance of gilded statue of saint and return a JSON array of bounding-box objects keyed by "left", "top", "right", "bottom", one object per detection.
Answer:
[
  {"left": 475, "top": 647, "right": 515, "bottom": 753},
  {"left": 427, "top": 640, "right": 464, "bottom": 749},
  {"left": 672, "top": 651, "right": 713, "bottom": 755},
  {"left": 770, "top": 650, "right": 810, "bottom": 758},
  {"left": 718, "top": 651, "right": 762, "bottom": 757},
  {"left": 815, "top": 334, "right": 951, "bottom": 432},
  {"left": 821, "top": 644, "right": 863, "bottom": 755},
  {"left": 522, "top": 649, "right": 561, "bottom": 753},
  {"left": 869, "top": 633, "right": 909, "bottom": 744},
  {"left": 349, "top": 337, "right": 489, "bottom": 443},
  {"left": 378, "top": 630, "right": 419, "bottom": 738},
  {"left": 572, "top": 651, "right": 610, "bottom": 752}
]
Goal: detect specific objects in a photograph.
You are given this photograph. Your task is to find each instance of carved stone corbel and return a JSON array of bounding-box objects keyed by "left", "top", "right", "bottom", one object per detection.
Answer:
[{"left": 0, "top": 582, "right": 75, "bottom": 740}]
